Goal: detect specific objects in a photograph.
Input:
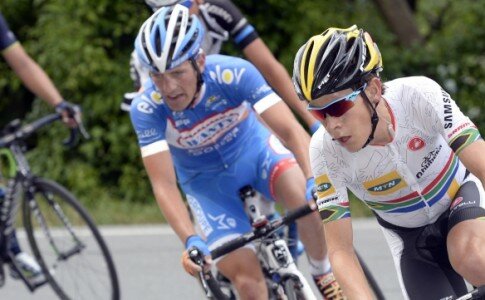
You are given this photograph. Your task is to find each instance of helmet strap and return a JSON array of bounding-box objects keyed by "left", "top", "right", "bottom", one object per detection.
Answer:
[
  {"left": 186, "top": 57, "right": 204, "bottom": 109},
  {"left": 361, "top": 91, "right": 379, "bottom": 148}
]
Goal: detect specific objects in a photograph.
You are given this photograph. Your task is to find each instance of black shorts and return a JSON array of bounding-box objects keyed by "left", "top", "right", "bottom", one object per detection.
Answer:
[{"left": 375, "top": 171, "right": 485, "bottom": 300}]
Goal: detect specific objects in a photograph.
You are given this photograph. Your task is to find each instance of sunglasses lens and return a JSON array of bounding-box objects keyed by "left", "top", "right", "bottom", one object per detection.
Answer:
[
  {"left": 326, "top": 100, "right": 355, "bottom": 117},
  {"left": 309, "top": 99, "right": 355, "bottom": 121},
  {"left": 309, "top": 109, "right": 327, "bottom": 121}
]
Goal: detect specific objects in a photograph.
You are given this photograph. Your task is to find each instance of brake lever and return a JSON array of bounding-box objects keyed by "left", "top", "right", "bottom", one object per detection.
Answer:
[
  {"left": 62, "top": 105, "right": 90, "bottom": 147},
  {"left": 72, "top": 105, "right": 90, "bottom": 140},
  {"left": 62, "top": 128, "right": 79, "bottom": 148}
]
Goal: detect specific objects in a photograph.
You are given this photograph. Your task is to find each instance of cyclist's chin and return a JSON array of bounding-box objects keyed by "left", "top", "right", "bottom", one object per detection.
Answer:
[
  {"left": 165, "top": 96, "right": 191, "bottom": 111},
  {"left": 340, "top": 137, "right": 363, "bottom": 153}
]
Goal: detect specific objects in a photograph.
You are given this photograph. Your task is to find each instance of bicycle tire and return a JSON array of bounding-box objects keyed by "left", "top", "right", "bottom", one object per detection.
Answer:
[
  {"left": 282, "top": 275, "right": 309, "bottom": 300},
  {"left": 355, "top": 249, "right": 385, "bottom": 300},
  {"left": 204, "top": 272, "right": 234, "bottom": 300},
  {"left": 22, "top": 178, "right": 120, "bottom": 300}
]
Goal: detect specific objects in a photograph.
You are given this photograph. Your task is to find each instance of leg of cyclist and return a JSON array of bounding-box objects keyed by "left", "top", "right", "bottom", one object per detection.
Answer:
[
  {"left": 182, "top": 144, "right": 276, "bottom": 299},
  {"left": 273, "top": 167, "right": 326, "bottom": 263},
  {"left": 273, "top": 166, "right": 344, "bottom": 299},
  {"left": 448, "top": 221, "right": 485, "bottom": 285},
  {"left": 216, "top": 248, "right": 267, "bottom": 300},
  {"left": 378, "top": 214, "right": 468, "bottom": 300},
  {"left": 7, "top": 231, "right": 44, "bottom": 284},
  {"left": 255, "top": 135, "right": 343, "bottom": 299},
  {"left": 446, "top": 176, "right": 485, "bottom": 287},
  {"left": 185, "top": 188, "right": 268, "bottom": 299}
]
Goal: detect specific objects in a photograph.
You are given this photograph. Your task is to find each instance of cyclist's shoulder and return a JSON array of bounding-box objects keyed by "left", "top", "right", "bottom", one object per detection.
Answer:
[
  {"left": 130, "top": 85, "right": 166, "bottom": 121},
  {"left": 206, "top": 54, "right": 251, "bottom": 67},
  {"left": 201, "top": 0, "right": 245, "bottom": 23},
  {"left": 205, "top": 54, "right": 259, "bottom": 83},
  {"left": 385, "top": 76, "right": 443, "bottom": 98},
  {"left": 387, "top": 75, "right": 441, "bottom": 87}
]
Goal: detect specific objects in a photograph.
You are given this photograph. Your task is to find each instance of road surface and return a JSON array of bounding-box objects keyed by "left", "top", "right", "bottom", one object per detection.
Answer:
[{"left": 4, "top": 218, "right": 403, "bottom": 299}]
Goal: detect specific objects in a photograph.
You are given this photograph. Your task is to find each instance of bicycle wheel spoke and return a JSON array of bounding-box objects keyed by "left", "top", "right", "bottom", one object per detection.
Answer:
[{"left": 23, "top": 179, "right": 119, "bottom": 300}]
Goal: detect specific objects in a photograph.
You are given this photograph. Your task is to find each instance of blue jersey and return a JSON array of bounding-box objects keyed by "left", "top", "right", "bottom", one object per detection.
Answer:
[
  {"left": 130, "top": 55, "right": 281, "bottom": 183},
  {"left": 0, "top": 12, "right": 17, "bottom": 51}
]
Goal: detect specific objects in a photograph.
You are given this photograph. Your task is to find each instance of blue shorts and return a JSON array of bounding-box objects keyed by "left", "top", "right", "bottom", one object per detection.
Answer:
[{"left": 181, "top": 134, "right": 296, "bottom": 249}]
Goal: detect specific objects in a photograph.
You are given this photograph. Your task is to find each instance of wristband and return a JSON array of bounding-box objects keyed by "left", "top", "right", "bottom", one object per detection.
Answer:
[
  {"left": 310, "top": 122, "right": 322, "bottom": 135},
  {"left": 185, "top": 235, "right": 210, "bottom": 256},
  {"left": 305, "top": 177, "right": 317, "bottom": 202}
]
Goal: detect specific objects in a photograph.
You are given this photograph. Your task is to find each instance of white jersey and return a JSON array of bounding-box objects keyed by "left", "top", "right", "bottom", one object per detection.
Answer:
[{"left": 310, "top": 76, "right": 482, "bottom": 228}]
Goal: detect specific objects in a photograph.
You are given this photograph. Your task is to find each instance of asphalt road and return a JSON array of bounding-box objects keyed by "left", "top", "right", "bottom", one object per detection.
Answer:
[{"left": 4, "top": 218, "right": 404, "bottom": 300}]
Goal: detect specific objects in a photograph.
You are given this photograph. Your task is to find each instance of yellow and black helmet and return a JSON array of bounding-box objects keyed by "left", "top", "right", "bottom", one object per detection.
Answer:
[{"left": 293, "top": 25, "right": 383, "bottom": 102}]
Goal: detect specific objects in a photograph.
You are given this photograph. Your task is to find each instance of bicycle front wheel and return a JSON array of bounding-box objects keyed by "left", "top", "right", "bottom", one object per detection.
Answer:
[
  {"left": 355, "top": 250, "right": 385, "bottom": 300},
  {"left": 22, "top": 178, "right": 120, "bottom": 300},
  {"left": 282, "top": 276, "right": 310, "bottom": 300}
]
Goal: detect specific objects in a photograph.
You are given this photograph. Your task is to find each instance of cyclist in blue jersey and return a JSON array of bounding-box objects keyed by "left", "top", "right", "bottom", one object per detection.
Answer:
[
  {"left": 122, "top": 0, "right": 320, "bottom": 134},
  {"left": 130, "top": 5, "right": 344, "bottom": 299},
  {"left": 1, "top": 10, "right": 80, "bottom": 285},
  {"left": 293, "top": 25, "right": 485, "bottom": 299}
]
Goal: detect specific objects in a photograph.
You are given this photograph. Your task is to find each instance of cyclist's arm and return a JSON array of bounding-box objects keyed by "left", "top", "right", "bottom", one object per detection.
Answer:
[
  {"left": 457, "top": 139, "right": 485, "bottom": 187},
  {"left": 142, "top": 151, "right": 197, "bottom": 243},
  {"left": 2, "top": 42, "right": 63, "bottom": 107},
  {"left": 324, "top": 218, "right": 374, "bottom": 299},
  {"left": 243, "top": 39, "right": 319, "bottom": 130},
  {"left": 260, "top": 100, "right": 313, "bottom": 179}
]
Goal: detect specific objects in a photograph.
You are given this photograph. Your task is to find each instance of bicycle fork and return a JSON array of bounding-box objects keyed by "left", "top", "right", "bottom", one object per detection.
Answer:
[
  {"left": 261, "top": 238, "right": 316, "bottom": 299},
  {"left": 240, "top": 186, "right": 315, "bottom": 299}
]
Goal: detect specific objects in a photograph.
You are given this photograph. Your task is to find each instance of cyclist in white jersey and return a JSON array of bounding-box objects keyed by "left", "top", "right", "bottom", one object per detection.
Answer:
[
  {"left": 129, "top": 6, "right": 345, "bottom": 299},
  {"left": 292, "top": 25, "right": 485, "bottom": 299},
  {"left": 122, "top": 0, "right": 320, "bottom": 133}
]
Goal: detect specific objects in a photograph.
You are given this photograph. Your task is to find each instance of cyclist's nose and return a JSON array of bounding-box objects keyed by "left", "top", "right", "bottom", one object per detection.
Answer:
[
  {"left": 324, "top": 114, "right": 341, "bottom": 131},
  {"left": 156, "top": 76, "right": 178, "bottom": 95}
]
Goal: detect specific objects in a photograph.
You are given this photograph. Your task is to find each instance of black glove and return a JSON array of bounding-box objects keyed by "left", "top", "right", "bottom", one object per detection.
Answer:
[{"left": 55, "top": 100, "right": 81, "bottom": 127}]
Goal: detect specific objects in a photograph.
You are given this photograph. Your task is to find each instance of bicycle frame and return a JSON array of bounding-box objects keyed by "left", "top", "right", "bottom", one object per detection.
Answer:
[
  {"left": 190, "top": 186, "right": 318, "bottom": 299},
  {"left": 241, "top": 186, "right": 315, "bottom": 299},
  {"left": 0, "top": 114, "right": 85, "bottom": 291},
  {"left": 0, "top": 135, "right": 49, "bottom": 290}
]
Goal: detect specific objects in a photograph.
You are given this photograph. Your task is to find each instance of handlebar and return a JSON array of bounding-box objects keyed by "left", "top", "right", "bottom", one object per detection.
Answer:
[
  {"left": 188, "top": 247, "right": 230, "bottom": 300},
  {"left": 210, "top": 202, "right": 317, "bottom": 260},
  {"left": 456, "top": 286, "right": 485, "bottom": 300},
  {"left": 0, "top": 111, "right": 89, "bottom": 149}
]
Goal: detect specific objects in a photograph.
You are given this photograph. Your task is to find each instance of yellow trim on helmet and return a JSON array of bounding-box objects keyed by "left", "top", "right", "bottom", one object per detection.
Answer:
[
  {"left": 363, "top": 32, "right": 382, "bottom": 72},
  {"left": 300, "top": 35, "right": 326, "bottom": 100},
  {"left": 346, "top": 28, "right": 360, "bottom": 40},
  {"left": 300, "top": 25, "right": 358, "bottom": 100}
]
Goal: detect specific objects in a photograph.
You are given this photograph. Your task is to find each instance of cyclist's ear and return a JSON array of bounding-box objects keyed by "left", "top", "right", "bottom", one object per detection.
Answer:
[
  {"left": 367, "top": 77, "right": 383, "bottom": 103},
  {"left": 195, "top": 50, "right": 206, "bottom": 72}
]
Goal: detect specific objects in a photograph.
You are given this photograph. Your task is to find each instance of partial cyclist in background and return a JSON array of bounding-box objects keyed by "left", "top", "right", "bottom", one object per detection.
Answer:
[
  {"left": 293, "top": 25, "right": 485, "bottom": 299},
  {"left": 122, "top": 0, "right": 320, "bottom": 134},
  {"left": 130, "top": 5, "right": 344, "bottom": 299},
  {"left": 1, "top": 10, "right": 80, "bottom": 285}
]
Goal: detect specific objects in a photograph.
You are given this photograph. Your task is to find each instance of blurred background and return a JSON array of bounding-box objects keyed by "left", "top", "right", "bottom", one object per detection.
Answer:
[{"left": 0, "top": 0, "right": 483, "bottom": 224}]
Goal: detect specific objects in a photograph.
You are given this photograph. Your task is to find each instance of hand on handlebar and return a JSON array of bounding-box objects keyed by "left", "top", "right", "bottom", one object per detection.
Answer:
[
  {"left": 55, "top": 101, "right": 90, "bottom": 146},
  {"left": 55, "top": 100, "right": 82, "bottom": 128},
  {"left": 182, "top": 235, "right": 212, "bottom": 276}
]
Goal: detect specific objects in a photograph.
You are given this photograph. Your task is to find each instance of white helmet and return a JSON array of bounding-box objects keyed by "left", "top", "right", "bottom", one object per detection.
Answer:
[
  {"left": 145, "top": 0, "right": 193, "bottom": 10},
  {"left": 134, "top": 5, "right": 204, "bottom": 73}
]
